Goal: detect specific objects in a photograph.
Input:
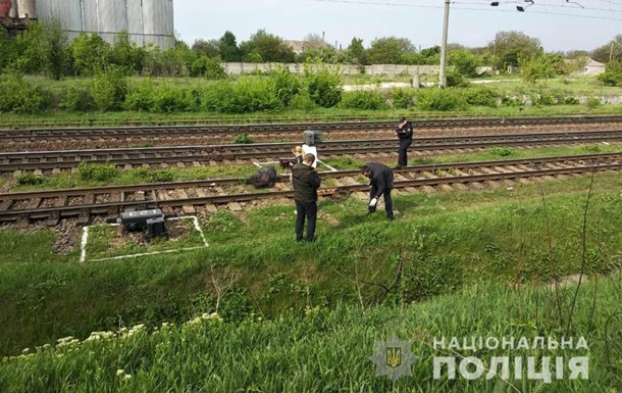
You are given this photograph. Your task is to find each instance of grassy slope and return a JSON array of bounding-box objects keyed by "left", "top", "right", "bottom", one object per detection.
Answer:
[
  {"left": 0, "top": 172, "right": 621, "bottom": 358},
  {"left": 0, "top": 279, "right": 620, "bottom": 392}
]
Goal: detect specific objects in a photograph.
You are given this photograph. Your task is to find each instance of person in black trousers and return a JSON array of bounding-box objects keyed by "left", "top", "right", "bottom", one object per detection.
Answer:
[
  {"left": 292, "top": 153, "right": 322, "bottom": 242},
  {"left": 361, "top": 162, "right": 394, "bottom": 220},
  {"left": 395, "top": 117, "right": 413, "bottom": 168}
]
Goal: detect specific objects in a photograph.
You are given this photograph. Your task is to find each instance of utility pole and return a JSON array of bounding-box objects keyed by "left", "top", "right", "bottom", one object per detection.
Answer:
[{"left": 439, "top": 0, "right": 451, "bottom": 89}]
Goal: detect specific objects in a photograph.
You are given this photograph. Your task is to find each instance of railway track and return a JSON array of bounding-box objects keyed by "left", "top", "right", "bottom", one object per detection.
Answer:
[
  {"left": 2, "top": 115, "right": 622, "bottom": 142},
  {"left": 3, "top": 130, "right": 622, "bottom": 174},
  {"left": 1, "top": 152, "right": 620, "bottom": 227}
]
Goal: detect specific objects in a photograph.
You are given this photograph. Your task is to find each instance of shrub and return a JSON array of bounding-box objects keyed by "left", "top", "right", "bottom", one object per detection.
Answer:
[
  {"left": 234, "top": 133, "right": 253, "bottom": 144},
  {"left": 200, "top": 81, "right": 235, "bottom": 113},
  {"left": 415, "top": 88, "right": 468, "bottom": 111},
  {"left": 90, "top": 67, "right": 127, "bottom": 112},
  {"left": 586, "top": 97, "right": 601, "bottom": 109},
  {"left": 564, "top": 96, "right": 579, "bottom": 105},
  {"left": 597, "top": 61, "right": 622, "bottom": 86},
  {"left": 488, "top": 147, "right": 515, "bottom": 157},
  {"left": 124, "top": 80, "right": 155, "bottom": 112},
  {"left": 339, "top": 90, "right": 388, "bottom": 110},
  {"left": 391, "top": 88, "right": 415, "bottom": 109},
  {"left": 0, "top": 75, "right": 52, "bottom": 114},
  {"left": 149, "top": 170, "right": 175, "bottom": 183},
  {"left": 532, "top": 92, "right": 557, "bottom": 106},
  {"left": 78, "top": 162, "right": 118, "bottom": 182},
  {"left": 16, "top": 173, "right": 45, "bottom": 185},
  {"left": 446, "top": 71, "right": 470, "bottom": 88},
  {"left": 234, "top": 77, "right": 282, "bottom": 112},
  {"left": 289, "top": 92, "right": 317, "bottom": 111},
  {"left": 59, "top": 85, "right": 96, "bottom": 112},
  {"left": 462, "top": 87, "right": 497, "bottom": 107},
  {"left": 303, "top": 68, "right": 342, "bottom": 108},
  {"left": 204, "top": 57, "right": 227, "bottom": 80},
  {"left": 272, "top": 67, "right": 301, "bottom": 107},
  {"left": 150, "top": 85, "right": 196, "bottom": 113},
  {"left": 500, "top": 95, "right": 525, "bottom": 107}
]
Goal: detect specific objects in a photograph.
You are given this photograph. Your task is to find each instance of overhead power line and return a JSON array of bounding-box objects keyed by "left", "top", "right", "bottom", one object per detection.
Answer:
[{"left": 293, "top": 0, "right": 622, "bottom": 21}]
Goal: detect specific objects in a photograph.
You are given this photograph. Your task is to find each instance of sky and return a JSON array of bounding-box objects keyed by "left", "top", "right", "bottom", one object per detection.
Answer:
[{"left": 173, "top": 0, "right": 622, "bottom": 52}]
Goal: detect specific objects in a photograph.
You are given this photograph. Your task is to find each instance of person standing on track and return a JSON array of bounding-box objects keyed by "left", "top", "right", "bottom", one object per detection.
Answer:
[
  {"left": 292, "top": 153, "right": 322, "bottom": 242},
  {"left": 361, "top": 162, "right": 394, "bottom": 220},
  {"left": 395, "top": 116, "right": 413, "bottom": 168}
]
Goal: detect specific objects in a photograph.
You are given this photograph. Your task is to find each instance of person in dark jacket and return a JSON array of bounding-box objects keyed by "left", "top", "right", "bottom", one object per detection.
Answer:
[
  {"left": 361, "top": 162, "right": 394, "bottom": 219},
  {"left": 292, "top": 153, "right": 322, "bottom": 242},
  {"left": 395, "top": 117, "right": 413, "bottom": 168}
]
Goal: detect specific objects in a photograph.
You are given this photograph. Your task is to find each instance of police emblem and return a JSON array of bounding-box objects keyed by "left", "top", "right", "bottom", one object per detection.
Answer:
[{"left": 369, "top": 333, "right": 418, "bottom": 382}]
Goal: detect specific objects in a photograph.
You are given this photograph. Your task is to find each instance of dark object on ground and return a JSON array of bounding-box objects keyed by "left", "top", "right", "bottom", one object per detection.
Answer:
[
  {"left": 248, "top": 166, "right": 278, "bottom": 188},
  {"left": 117, "top": 208, "right": 168, "bottom": 241}
]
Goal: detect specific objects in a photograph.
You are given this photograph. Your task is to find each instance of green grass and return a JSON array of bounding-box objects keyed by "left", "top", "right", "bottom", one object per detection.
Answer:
[
  {"left": 85, "top": 218, "right": 206, "bottom": 260},
  {"left": 413, "top": 143, "right": 622, "bottom": 164},
  {"left": 10, "top": 164, "right": 258, "bottom": 192},
  {"left": 0, "top": 277, "right": 620, "bottom": 392},
  {"left": 482, "top": 75, "right": 622, "bottom": 96},
  {"left": 1, "top": 103, "right": 622, "bottom": 129},
  {"left": 1, "top": 171, "right": 621, "bottom": 358}
]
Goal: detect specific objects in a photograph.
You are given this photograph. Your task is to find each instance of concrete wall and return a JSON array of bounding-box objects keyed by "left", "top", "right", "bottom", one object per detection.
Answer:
[{"left": 220, "top": 62, "right": 491, "bottom": 76}]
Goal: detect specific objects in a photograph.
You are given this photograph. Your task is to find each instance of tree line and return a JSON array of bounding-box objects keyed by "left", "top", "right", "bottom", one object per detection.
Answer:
[{"left": 1, "top": 21, "right": 621, "bottom": 86}]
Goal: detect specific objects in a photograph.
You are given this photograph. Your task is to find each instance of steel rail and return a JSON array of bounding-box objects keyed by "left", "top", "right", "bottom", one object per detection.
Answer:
[
  {"left": 0, "top": 163, "right": 618, "bottom": 223},
  {"left": 2, "top": 115, "right": 622, "bottom": 140},
  {"left": 0, "top": 152, "right": 620, "bottom": 223},
  {"left": 2, "top": 130, "right": 622, "bottom": 172}
]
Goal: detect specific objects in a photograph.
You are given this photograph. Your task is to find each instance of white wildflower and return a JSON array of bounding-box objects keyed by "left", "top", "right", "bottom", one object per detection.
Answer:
[{"left": 116, "top": 369, "right": 125, "bottom": 377}]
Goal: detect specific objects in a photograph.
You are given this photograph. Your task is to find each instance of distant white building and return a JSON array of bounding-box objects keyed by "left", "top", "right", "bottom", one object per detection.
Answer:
[
  {"left": 284, "top": 40, "right": 305, "bottom": 55},
  {"left": 580, "top": 58, "right": 606, "bottom": 76}
]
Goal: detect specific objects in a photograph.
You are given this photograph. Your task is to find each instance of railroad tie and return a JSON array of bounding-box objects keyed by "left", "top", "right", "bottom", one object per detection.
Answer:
[
  {"left": 0, "top": 199, "right": 13, "bottom": 212},
  {"left": 26, "top": 198, "right": 42, "bottom": 210},
  {"left": 83, "top": 194, "right": 95, "bottom": 205},
  {"left": 228, "top": 202, "right": 242, "bottom": 212},
  {"left": 182, "top": 206, "right": 196, "bottom": 215}
]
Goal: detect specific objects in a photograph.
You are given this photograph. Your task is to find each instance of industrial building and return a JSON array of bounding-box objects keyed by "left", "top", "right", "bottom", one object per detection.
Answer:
[{"left": 0, "top": 0, "right": 175, "bottom": 49}]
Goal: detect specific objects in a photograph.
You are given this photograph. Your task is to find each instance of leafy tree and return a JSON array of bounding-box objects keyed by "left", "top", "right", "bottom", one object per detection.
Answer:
[
  {"left": 192, "top": 39, "right": 220, "bottom": 58},
  {"left": 597, "top": 61, "right": 622, "bottom": 86},
  {"left": 346, "top": 37, "right": 368, "bottom": 65},
  {"left": 110, "top": 31, "right": 146, "bottom": 75},
  {"left": 448, "top": 49, "right": 481, "bottom": 77},
  {"left": 367, "top": 36, "right": 416, "bottom": 64},
  {"left": 11, "top": 22, "right": 45, "bottom": 74},
  {"left": 590, "top": 34, "right": 622, "bottom": 63},
  {"left": 0, "top": 29, "right": 16, "bottom": 71},
  {"left": 219, "top": 31, "right": 242, "bottom": 62},
  {"left": 239, "top": 29, "right": 295, "bottom": 63},
  {"left": 519, "top": 53, "right": 556, "bottom": 85},
  {"left": 40, "top": 20, "right": 71, "bottom": 80},
  {"left": 298, "top": 33, "right": 335, "bottom": 63},
  {"left": 204, "top": 56, "right": 227, "bottom": 80},
  {"left": 487, "top": 31, "right": 543, "bottom": 71},
  {"left": 402, "top": 46, "right": 439, "bottom": 65},
  {"left": 71, "top": 33, "right": 111, "bottom": 76}
]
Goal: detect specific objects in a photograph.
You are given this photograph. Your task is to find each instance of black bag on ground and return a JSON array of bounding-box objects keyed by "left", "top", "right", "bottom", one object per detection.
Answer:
[{"left": 248, "top": 166, "right": 277, "bottom": 188}]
